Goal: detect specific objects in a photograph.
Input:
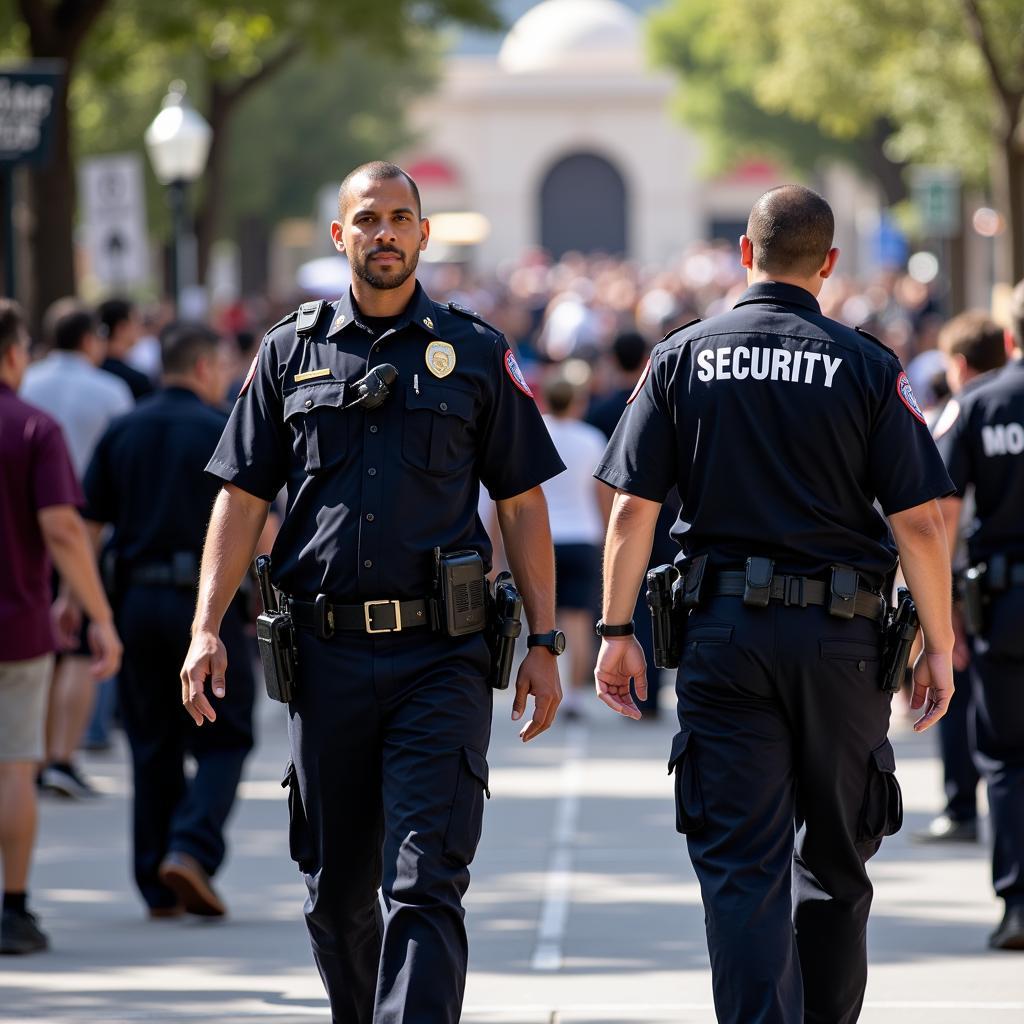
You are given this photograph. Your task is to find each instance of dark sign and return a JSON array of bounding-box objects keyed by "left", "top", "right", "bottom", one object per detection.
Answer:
[{"left": 0, "top": 63, "right": 65, "bottom": 166}]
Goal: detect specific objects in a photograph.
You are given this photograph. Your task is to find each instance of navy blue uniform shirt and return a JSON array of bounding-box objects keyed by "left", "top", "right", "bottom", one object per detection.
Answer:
[
  {"left": 207, "top": 283, "right": 565, "bottom": 601},
  {"left": 934, "top": 357, "right": 1024, "bottom": 564},
  {"left": 83, "top": 387, "right": 228, "bottom": 563},
  {"left": 595, "top": 282, "right": 954, "bottom": 588}
]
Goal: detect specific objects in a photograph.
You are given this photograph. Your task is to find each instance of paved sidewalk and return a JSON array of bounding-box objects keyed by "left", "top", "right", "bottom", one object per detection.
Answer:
[{"left": 1, "top": 679, "right": 1022, "bottom": 1023}]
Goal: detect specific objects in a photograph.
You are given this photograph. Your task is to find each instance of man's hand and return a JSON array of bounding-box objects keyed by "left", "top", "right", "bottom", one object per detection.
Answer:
[
  {"left": 52, "top": 594, "right": 82, "bottom": 651},
  {"left": 86, "top": 618, "right": 122, "bottom": 681},
  {"left": 180, "top": 629, "right": 228, "bottom": 727},
  {"left": 511, "top": 647, "right": 562, "bottom": 742},
  {"left": 594, "top": 636, "right": 647, "bottom": 720},
  {"left": 910, "top": 650, "right": 955, "bottom": 733}
]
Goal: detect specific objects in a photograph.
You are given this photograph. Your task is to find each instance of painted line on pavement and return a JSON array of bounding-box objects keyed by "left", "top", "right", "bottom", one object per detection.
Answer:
[{"left": 529, "top": 720, "right": 588, "bottom": 971}]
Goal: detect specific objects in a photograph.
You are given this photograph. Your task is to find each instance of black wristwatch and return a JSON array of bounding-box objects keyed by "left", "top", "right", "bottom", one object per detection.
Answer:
[
  {"left": 527, "top": 630, "right": 566, "bottom": 655},
  {"left": 594, "top": 619, "right": 635, "bottom": 638}
]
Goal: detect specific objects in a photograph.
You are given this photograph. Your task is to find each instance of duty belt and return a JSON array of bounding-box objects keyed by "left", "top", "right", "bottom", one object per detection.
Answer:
[
  {"left": 712, "top": 571, "right": 885, "bottom": 621},
  {"left": 125, "top": 557, "right": 198, "bottom": 588},
  {"left": 286, "top": 595, "right": 436, "bottom": 638}
]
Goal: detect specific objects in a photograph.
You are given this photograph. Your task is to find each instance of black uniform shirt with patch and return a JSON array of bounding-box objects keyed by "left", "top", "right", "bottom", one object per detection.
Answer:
[
  {"left": 83, "top": 387, "right": 229, "bottom": 562},
  {"left": 595, "top": 282, "right": 954, "bottom": 588},
  {"left": 934, "top": 357, "right": 1024, "bottom": 563},
  {"left": 207, "top": 283, "right": 565, "bottom": 601}
]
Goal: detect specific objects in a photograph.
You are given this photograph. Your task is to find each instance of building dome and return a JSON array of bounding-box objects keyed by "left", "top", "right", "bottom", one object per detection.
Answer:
[{"left": 498, "top": 0, "right": 644, "bottom": 74}]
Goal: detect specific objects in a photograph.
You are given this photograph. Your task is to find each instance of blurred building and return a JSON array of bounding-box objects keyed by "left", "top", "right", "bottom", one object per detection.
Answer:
[{"left": 403, "top": 0, "right": 777, "bottom": 267}]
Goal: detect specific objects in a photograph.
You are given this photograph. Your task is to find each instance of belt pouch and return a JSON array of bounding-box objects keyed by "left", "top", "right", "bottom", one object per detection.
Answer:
[
  {"left": 828, "top": 566, "right": 858, "bottom": 619},
  {"left": 681, "top": 554, "right": 708, "bottom": 608},
  {"left": 743, "top": 557, "right": 773, "bottom": 607}
]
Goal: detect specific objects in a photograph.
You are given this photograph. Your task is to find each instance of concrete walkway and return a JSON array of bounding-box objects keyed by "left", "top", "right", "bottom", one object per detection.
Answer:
[{"left": 2, "top": 677, "right": 1022, "bottom": 1023}]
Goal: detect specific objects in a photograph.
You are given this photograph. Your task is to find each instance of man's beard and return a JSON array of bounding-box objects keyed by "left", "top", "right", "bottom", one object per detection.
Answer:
[{"left": 351, "top": 246, "right": 419, "bottom": 290}]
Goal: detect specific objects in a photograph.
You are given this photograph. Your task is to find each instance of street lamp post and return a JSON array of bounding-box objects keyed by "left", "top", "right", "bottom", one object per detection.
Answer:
[{"left": 144, "top": 82, "right": 212, "bottom": 311}]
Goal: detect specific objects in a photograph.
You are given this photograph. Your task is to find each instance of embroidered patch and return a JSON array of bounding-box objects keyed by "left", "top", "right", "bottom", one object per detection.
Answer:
[
  {"left": 896, "top": 371, "right": 926, "bottom": 424},
  {"left": 627, "top": 359, "right": 652, "bottom": 404},
  {"left": 504, "top": 350, "right": 533, "bottom": 397},
  {"left": 426, "top": 341, "right": 456, "bottom": 378},
  {"left": 932, "top": 398, "right": 960, "bottom": 439},
  {"left": 238, "top": 354, "right": 259, "bottom": 396}
]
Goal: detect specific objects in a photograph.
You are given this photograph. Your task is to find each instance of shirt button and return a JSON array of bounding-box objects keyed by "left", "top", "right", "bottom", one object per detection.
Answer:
[
  {"left": 369, "top": 425, "right": 378, "bottom": 434},
  {"left": 368, "top": 468, "right": 376, "bottom": 477},
  {"left": 304, "top": 399, "right": 312, "bottom": 409},
  {"left": 366, "top": 513, "right": 374, "bottom": 522},
  {"left": 857, "top": 660, "right": 866, "bottom": 672},
  {"left": 439, "top": 402, "right": 448, "bottom": 412},
  {"left": 363, "top": 559, "right": 372, "bottom": 568}
]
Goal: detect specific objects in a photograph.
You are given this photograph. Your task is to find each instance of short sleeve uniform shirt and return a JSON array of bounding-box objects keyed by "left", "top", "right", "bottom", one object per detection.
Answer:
[
  {"left": 207, "top": 284, "right": 565, "bottom": 600},
  {"left": 596, "top": 282, "right": 954, "bottom": 588}
]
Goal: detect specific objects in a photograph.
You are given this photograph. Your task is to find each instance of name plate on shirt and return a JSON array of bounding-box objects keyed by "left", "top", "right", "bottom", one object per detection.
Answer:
[{"left": 294, "top": 368, "right": 332, "bottom": 383}]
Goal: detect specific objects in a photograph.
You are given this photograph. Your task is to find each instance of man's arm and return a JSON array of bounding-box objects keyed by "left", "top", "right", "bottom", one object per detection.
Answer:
[
  {"left": 494, "top": 486, "right": 561, "bottom": 742},
  {"left": 594, "top": 490, "right": 661, "bottom": 720},
  {"left": 889, "top": 498, "right": 955, "bottom": 733},
  {"left": 938, "top": 495, "right": 970, "bottom": 671},
  {"left": 181, "top": 483, "right": 270, "bottom": 726},
  {"left": 37, "top": 505, "right": 121, "bottom": 680}
]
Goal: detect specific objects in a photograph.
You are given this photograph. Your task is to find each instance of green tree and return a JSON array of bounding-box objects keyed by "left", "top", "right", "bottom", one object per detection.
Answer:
[
  {"left": 648, "top": 0, "right": 1024, "bottom": 282},
  {"left": 4, "top": 0, "right": 499, "bottom": 328}
]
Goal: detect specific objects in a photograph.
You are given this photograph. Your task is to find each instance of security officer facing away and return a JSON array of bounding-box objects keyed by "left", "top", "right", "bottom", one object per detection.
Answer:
[
  {"left": 934, "top": 280, "right": 1024, "bottom": 949},
  {"left": 594, "top": 186, "right": 956, "bottom": 1024},
  {"left": 83, "top": 323, "right": 255, "bottom": 918},
  {"left": 180, "top": 162, "right": 565, "bottom": 1023}
]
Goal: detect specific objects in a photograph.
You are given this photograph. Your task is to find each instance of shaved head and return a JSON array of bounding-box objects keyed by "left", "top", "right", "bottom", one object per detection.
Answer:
[
  {"left": 746, "top": 185, "right": 834, "bottom": 277},
  {"left": 338, "top": 161, "right": 421, "bottom": 220}
]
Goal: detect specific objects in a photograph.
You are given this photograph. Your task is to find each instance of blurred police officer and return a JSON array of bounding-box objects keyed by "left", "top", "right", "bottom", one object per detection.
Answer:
[
  {"left": 180, "top": 162, "right": 564, "bottom": 1023},
  {"left": 594, "top": 185, "right": 956, "bottom": 1024},
  {"left": 83, "top": 323, "right": 255, "bottom": 918},
  {"left": 915, "top": 311, "right": 1007, "bottom": 845},
  {"left": 934, "top": 282, "right": 1024, "bottom": 950}
]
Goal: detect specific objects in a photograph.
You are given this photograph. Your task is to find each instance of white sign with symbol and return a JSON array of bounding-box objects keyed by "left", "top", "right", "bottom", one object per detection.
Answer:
[{"left": 79, "top": 154, "right": 150, "bottom": 288}]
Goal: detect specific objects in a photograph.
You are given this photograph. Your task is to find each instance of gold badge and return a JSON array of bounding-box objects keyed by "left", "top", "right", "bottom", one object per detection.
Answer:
[
  {"left": 334, "top": 314, "right": 346, "bottom": 329},
  {"left": 423, "top": 316, "right": 434, "bottom": 329},
  {"left": 425, "top": 341, "right": 456, "bottom": 378}
]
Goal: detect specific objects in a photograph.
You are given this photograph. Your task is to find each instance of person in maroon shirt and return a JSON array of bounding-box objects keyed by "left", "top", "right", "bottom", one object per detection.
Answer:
[{"left": 0, "top": 300, "right": 121, "bottom": 955}]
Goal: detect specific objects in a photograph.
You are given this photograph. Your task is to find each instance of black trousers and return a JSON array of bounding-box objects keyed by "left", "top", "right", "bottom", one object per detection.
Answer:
[
  {"left": 938, "top": 666, "right": 978, "bottom": 822},
  {"left": 970, "top": 587, "right": 1024, "bottom": 908},
  {"left": 671, "top": 598, "right": 900, "bottom": 1024},
  {"left": 116, "top": 586, "right": 255, "bottom": 910},
  {"left": 284, "top": 626, "right": 493, "bottom": 1024}
]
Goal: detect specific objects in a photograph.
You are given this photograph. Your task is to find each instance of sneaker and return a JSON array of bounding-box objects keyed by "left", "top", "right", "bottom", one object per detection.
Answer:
[
  {"left": 0, "top": 910, "right": 49, "bottom": 955},
  {"left": 989, "top": 905, "right": 1024, "bottom": 951},
  {"left": 158, "top": 852, "right": 226, "bottom": 917},
  {"left": 39, "top": 763, "right": 99, "bottom": 799},
  {"left": 912, "top": 814, "right": 978, "bottom": 844}
]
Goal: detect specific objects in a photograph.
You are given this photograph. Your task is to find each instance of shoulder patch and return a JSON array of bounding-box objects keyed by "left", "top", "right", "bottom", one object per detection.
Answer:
[
  {"left": 504, "top": 349, "right": 534, "bottom": 398},
  {"left": 661, "top": 317, "right": 702, "bottom": 343},
  {"left": 238, "top": 352, "right": 259, "bottom": 397},
  {"left": 855, "top": 324, "right": 899, "bottom": 360},
  {"left": 896, "top": 371, "right": 927, "bottom": 424},
  {"left": 448, "top": 301, "right": 500, "bottom": 335},
  {"left": 626, "top": 359, "right": 652, "bottom": 404}
]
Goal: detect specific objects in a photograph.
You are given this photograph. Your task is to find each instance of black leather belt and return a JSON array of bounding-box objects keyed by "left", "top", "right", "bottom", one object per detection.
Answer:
[
  {"left": 126, "top": 562, "right": 197, "bottom": 588},
  {"left": 286, "top": 596, "right": 435, "bottom": 637},
  {"left": 712, "top": 572, "right": 885, "bottom": 621}
]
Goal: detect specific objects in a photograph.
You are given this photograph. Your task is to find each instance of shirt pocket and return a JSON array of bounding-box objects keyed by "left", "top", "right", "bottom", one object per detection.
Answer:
[
  {"left": 282, "top": 381, "right": 347, "bottom": 473},
  {"left": 401, "top": 383, "right": 475, "bottom": 475}
]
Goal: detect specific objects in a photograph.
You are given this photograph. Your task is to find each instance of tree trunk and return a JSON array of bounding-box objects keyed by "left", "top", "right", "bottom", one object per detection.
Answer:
[
  {"left": 862, "top": 119, "right": 907, "bottom": 207},
  {"left": 25, "top": 73, "right": 76, "bottom": 337},
  {"left": 194, "top": 82, "right": 232, "bottom": 287},
  {"left": 991, "top": 129, "right": 1024, "bottom": 286}
]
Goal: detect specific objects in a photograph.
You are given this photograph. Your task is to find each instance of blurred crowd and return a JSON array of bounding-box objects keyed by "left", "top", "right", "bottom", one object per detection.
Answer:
[{"left": 0, "top": 241, "right": 1005, "bottom": 952}]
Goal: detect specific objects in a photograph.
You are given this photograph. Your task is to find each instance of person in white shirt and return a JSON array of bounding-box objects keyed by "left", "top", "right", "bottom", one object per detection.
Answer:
[
  {"left": 20, "top": 300, "right": 133, "bottom": 798},
  {"left": 541, "top": 364, "right": 611, "bottom": 718}
]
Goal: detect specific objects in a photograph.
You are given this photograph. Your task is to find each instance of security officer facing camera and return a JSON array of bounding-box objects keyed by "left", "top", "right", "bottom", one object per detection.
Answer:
[
  {"left": 934, "top": 281, "right": 1024, "bottom": 951},
  {"left": 180, "top": 162, "right": 565, "bottom": 1024},
  {"left": 594, "top": 185, "right": 956, "bottom": 1023}
]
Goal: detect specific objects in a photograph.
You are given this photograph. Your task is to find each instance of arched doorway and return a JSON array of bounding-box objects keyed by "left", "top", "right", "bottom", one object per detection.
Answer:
[{"left": 539, "top": 152, "right": 628, "bottom": 258}]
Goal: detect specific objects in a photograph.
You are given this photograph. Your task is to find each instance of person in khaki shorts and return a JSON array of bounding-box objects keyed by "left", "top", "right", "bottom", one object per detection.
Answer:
[{"left": 0, "top": 300, "right": 121, "bottom": 955}]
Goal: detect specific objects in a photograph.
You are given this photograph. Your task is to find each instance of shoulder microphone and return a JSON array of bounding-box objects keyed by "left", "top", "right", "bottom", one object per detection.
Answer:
[{"left": 346, "top": 364, "right": 397, "bottom": 410}]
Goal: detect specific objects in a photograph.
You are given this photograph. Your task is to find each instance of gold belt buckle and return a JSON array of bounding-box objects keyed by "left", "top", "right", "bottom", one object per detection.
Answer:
[{"left": 364, "top": 599, "right": 402, "bottom": 634}]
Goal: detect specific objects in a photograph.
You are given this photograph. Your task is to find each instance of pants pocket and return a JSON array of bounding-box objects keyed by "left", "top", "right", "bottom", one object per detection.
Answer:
[
  {"left": 667, "top": 727, "right": 705, "bottom": 834},
  {"left": 857, "top": 738, "right": 904, "bottom": 842},
  {"left": 281, "top": 760, "right": 317, "bottom": 874},
  {"left": 443, "top": 746, "right": 490, "bottom": 865}
]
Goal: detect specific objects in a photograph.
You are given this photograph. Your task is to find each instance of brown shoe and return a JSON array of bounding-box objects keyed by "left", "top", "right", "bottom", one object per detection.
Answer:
[
  {"left": 157, "top": 852, "right": 226, "bottom": 917},
  {"left": 148, "top": 904, "right": 184, "bottom": 920}
]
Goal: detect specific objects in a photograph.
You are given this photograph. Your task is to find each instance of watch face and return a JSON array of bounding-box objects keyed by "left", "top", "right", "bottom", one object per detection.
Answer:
[{"left": 552, "top": 630, "right": 566, "bottom": 655}]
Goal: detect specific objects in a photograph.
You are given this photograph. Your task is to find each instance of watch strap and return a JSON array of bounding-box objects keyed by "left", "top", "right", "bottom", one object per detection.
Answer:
[{"left": 595, "top": 619, "right": 635, "bottom": 637}]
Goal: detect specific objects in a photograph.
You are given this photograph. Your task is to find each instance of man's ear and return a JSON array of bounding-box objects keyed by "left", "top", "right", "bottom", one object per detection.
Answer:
[
  {"left": 739, "top": 234, "right": 754, "bottom": 270},
  {"left": 419, "top": 217, "right": 430, "bottom": 252},
  {"left": 820, "top": 247, "right": 840, "bottom": 279},
  {"left": 330, "top": 220, "right": 345, "bottom": 253}
]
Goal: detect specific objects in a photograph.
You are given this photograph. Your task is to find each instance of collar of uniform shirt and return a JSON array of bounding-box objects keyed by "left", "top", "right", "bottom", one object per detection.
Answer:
[
  {"left": 732, "top": 281, "right": 821, "bottom": 315},
  {"left": 327, "top": 281, "right": 442, "bottom": 341}
]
